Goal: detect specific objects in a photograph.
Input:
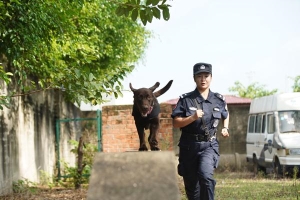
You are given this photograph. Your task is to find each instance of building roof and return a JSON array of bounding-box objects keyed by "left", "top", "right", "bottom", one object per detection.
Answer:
[{"left": 163, "top": 95, "right": 251, "bottom": 105}]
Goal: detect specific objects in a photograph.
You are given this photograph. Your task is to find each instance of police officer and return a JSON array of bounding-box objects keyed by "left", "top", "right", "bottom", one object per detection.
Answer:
[{"left": 171, "top": 62, "right": 229, "bottom": 200}]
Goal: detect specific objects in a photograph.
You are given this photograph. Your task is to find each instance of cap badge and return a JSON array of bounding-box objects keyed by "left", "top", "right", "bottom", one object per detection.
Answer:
[{"left": 200, "top": 65, "right": 205, "bottom": 69}]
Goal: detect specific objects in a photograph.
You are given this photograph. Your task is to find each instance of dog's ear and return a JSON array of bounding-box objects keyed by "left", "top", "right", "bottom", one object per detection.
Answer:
[
  {"left": 129, "top": 83, "right": 136, "bottom": 92},
  {"left": 149, "top": 82, "right": 160, "bottom": 92},
  {"left": 154, "top": 80, "right": 173, "bottom": 98}
]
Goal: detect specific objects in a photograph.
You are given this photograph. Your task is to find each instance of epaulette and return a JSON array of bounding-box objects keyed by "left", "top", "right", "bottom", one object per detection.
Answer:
[
  {"left": 179, "top": 91, "right": 193, "bottom": 98},
  {"left": 215, "top": 93, "right": 225, "bottom": 101}
]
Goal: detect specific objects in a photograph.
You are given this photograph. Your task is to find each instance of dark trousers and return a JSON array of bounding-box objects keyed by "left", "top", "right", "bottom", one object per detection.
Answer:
[{"left": 178, "top": 138, "right": 219, "bottom": 200}]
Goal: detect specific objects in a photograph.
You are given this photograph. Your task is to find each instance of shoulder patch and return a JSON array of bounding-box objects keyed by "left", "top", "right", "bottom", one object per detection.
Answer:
[
  {"left": 214, "top": 92, "right": 225, "bottom": 101},
  {"left": 180, "top": 91, "right": 193, "bottom": 98}
]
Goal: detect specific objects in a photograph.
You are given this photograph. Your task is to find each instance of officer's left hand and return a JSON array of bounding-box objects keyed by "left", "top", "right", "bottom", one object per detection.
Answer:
[{"left": 221, "top": 128, "right": 229, "bottom": 137}]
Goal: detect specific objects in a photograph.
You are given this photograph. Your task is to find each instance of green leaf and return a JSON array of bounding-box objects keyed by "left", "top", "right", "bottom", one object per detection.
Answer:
[
  {"left": 115, "top": 6, "right": 124, "bottom": 16},
  {"left": 38, "top": 80, "right": 44, "bottom": 88},
  {"left": 130, "top": 0, "right": 136, "bottom": 4},
  {"left": 145, "top": 7, "right": 151, "bottom": 15},
  {"left": 162, "top": 7, "right": 170, "bottom": 20},
  {"left": 157, "top": 4, "right": 165, "bottom": 9},
  {"left": 146, "top": 0, "right": 152, "bottom": 6},
  {"left": 115, "top": 85, "right": 120, "bottom": 91},
  {"left": 146, "top": 8, "right": 153, "bottom": 23},
  {"left": 89, "top": 73, "right": 95, "bottom": 81},
  {"left": 151, "top": 0, "right": 160, "bottom": 6},
  {"left": 152, "top": 7, "right": 160, "bottom": 19},
  {"left": 147, "top": 14, "right": 153, "bottom": 23},
  {"left": 113, "top": 92, "right": 118, "bottom": 98},
  {"left": 75, "top": 69, "right": 81, "bottom": 78},
  {"left": 131, "top": 8, "right": 139, "bottom": 21},
  {"left": 140, "top": 10, "right": 147, "bottom": 25},
  {"left": 125, "top": 4, "right": 134, "bottom": 12},
  {"left": 124, "top": 9, "right": 130, "bottom": 17}
]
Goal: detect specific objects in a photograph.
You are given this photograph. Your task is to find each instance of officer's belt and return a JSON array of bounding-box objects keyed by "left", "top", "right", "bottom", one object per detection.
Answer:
[{"left": 181, "top": 132, "right": 216, "bottom": 142}]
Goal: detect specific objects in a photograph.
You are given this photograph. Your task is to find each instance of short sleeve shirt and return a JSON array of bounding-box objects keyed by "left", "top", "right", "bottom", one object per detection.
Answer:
[{"left": 171, "top": 89, "right": 228, "bottom": 135}]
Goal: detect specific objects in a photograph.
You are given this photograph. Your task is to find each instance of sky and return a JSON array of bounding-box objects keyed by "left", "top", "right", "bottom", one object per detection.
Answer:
[{"left": 120, "top": 0, "right": 300, "bottom": 103}]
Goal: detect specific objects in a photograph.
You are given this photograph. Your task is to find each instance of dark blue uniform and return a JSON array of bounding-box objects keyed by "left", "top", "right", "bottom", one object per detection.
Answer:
[{"left": 171, "top": 89, "right": 228, "bottom": 200}]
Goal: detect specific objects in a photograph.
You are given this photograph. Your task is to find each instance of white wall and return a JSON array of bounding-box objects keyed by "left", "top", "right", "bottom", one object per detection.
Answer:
[
  {"left": 0, "top": 88, "right": 82, "bottom": 195},
  {"left": 79, "top": 90, "right": 134, "bottom": 111}
]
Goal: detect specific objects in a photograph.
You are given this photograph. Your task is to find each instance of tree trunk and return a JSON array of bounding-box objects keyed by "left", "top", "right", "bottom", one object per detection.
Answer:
[{"left": 75, "top": 136, "right": 86, "bottom": 189}]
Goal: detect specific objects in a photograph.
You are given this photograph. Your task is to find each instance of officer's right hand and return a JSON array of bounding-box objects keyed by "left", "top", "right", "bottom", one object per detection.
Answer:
[{"left": 193, "top": 109, "right": 204, "bottom": 120}]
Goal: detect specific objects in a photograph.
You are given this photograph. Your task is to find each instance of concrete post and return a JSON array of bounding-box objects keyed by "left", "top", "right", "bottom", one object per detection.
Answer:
[{"left": 87, "top": 151, "right": 180, "bottom": 200}]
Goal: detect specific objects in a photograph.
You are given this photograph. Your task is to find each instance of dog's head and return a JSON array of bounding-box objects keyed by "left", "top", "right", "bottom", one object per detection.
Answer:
[{"left": 129, "top": 80, "right": 173, "bottom": 117}]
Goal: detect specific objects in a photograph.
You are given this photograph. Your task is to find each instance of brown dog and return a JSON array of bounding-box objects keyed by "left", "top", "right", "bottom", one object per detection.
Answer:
[{"left": 129, "top": 80, "right": 173, "bottom": 151}]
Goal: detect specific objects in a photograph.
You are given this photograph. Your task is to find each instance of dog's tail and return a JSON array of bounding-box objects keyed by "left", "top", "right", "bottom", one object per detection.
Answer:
[{"left": 153, "top": 80, "right": 173, "bottom": 98}]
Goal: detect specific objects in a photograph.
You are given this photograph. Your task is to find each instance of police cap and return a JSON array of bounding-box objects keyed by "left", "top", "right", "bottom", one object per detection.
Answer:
[{"left": 193, "top": 62, "right": 212, "bottom": 75}]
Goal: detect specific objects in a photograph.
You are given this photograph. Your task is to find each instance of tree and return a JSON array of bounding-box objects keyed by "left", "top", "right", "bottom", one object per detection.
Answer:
[
  {"left": 115, "top": 0, "right": 171, "bottom": 26},
  {"left": 292, "top": 75, "right": 300, "bottom": 92},
  {"left": 229, "top": 81, "right": 278, "bottom": 99},
  {"left": 0, "top": 0, "right": 153, "bottom": 109}
]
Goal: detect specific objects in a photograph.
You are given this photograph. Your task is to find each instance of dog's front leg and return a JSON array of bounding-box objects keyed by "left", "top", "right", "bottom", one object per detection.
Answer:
[
  {"left": 136, "top": 126, "right": 148, "bottom": 151},
  {"left": 148, "top": 118, "right": 160, "bottom": 151}
]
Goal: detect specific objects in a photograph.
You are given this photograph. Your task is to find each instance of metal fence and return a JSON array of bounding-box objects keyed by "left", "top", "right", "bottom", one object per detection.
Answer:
[{"left": 55, "top": 110, "right": 102, "bottom": 179}]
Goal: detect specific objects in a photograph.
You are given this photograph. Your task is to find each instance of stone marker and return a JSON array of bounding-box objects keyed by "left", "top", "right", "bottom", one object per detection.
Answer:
[{"left": 87, "top": 151, "right": 180, "bottom": 200}]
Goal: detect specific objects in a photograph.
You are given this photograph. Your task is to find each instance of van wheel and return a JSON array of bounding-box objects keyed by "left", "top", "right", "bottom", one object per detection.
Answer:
[
  {"left": 274, "top": 159, "right": 284, "bottom": 178},
  {"left": 253, "top": 156, "right": 258, "bottom": 177}
]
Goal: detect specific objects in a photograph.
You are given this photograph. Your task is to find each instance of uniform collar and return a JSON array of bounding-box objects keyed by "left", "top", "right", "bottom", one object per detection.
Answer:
[{"left": 194, "top": 89, "right": 213, "bottom": 103}]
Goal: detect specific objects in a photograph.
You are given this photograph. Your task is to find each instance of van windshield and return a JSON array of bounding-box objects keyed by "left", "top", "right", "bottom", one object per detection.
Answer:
[{"left": 279, "top": 111, "right": 300, "bottom": 133}]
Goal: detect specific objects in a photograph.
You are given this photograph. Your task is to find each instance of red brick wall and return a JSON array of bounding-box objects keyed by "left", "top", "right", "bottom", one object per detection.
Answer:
[{"left": 102, "top": 103, "right": 174, "bottom": 152}]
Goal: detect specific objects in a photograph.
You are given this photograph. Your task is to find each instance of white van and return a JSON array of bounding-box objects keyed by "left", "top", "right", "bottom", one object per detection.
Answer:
[{"left": 246, "top": 92, "right": 300, "bottom": 177}]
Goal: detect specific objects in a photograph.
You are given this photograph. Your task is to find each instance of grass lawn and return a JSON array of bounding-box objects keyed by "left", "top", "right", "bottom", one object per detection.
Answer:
[
  {"left": 180, "top": 172, "right": 300, "bottom": 200},
  {"left": 1, "top": 172, "right": 299, "bottom": 200}
]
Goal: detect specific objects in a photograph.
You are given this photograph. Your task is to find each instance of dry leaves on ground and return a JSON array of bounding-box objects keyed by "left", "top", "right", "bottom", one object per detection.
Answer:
[{"left": 0, "top": 188, "right": 88, "bottom": 200}]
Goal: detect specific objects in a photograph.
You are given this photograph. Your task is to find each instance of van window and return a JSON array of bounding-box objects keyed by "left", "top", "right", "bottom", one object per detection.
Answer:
[
  {"left": 255, "top": 114, "right": 263, "bottom": 133},
  {"left": 267, "top": 114, "right": 275, "bottom": 133},
  {"left": 248, "top": 115, "right": 255, "bottom": 133},
  {"left": 262, "top": 115, "right": 266, "bottom": 133},
  {"left": 279, "top": 111, "right": 300, "bottom": 133}
]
